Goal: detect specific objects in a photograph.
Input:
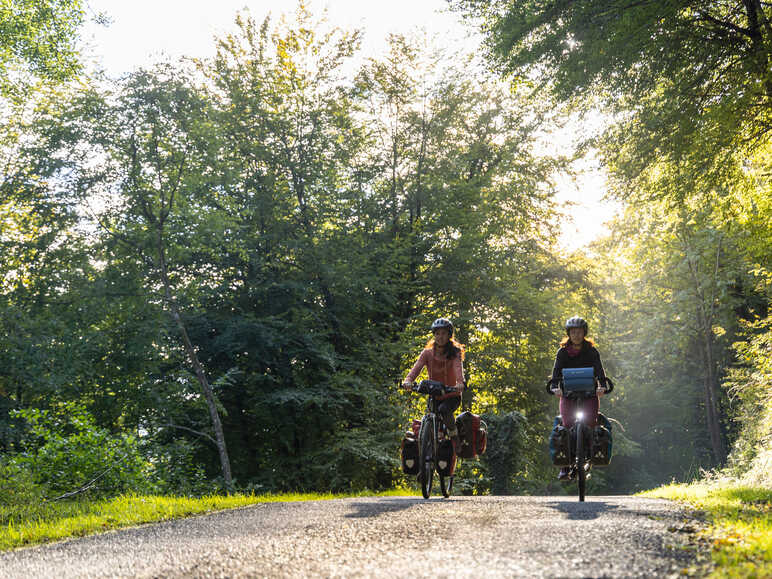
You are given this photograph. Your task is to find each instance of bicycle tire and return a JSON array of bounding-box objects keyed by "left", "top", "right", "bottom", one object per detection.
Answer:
[
  {"left": 439, "top": 474, "right": 452, "bottom": 498},
  {"left": 576, "top": 422, "right": 586, "bottom": 502},
  {"left": 420, "top": 417, "right": 434, "bottom": 499}
]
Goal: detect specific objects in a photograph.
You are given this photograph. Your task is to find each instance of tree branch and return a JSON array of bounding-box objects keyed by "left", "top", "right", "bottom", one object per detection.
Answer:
[{"left": 159, "top": 422, "right": 218, "bottom": 446}]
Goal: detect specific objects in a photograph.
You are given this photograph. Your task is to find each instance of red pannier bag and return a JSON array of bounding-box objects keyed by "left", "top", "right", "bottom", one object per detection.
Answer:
[{"left": 455, "top": 411, "right": 488, "bottom": 459}]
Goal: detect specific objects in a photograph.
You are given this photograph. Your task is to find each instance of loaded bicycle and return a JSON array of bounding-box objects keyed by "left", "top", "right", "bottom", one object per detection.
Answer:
[
  {"left": 413, "top": 379, "right": 457, "bottom": 499},
  {"left": 548, "top": 368, "right": 614, "bottom": 502}
]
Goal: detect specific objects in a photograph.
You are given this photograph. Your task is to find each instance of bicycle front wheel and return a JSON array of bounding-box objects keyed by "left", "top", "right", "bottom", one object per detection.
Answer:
[
  {"left": 576, "top": 422, "right": 586, "bottom": 502},
  {"left": 419, "top": 417, "right": 434, "bottom": 499}
]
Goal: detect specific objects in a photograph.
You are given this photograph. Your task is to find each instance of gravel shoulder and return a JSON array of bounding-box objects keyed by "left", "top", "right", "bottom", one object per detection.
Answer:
[{"left": 0, "top": 495, "right": 702, "bottom": 578}]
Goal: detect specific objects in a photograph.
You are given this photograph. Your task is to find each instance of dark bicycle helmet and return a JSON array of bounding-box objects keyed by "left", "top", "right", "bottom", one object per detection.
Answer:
[
  {"left": 565, "top": 316, "right": 588, "bottom": 335},
  {"left": 430, "top": 317, "right": 454, "bottom": 337}
]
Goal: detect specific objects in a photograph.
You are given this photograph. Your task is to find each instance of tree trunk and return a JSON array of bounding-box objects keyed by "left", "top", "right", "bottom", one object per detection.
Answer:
[
  {"left": 683, "top": 229, "right": 728, "bottom": 465},
  {"left": 156, "top": 231, "right": 234, "bottom": 493},
  {"left": 702, "top": 329, "right": 727, "bottom": 464}
]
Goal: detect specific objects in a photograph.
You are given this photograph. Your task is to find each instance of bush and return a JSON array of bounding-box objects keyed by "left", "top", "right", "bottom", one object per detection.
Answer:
[
  {"left": 144, "top": 438, "right": 215, "bottom": 496},
  {"left": 0, "top": 458, "right": 47, "bottom": 507},
  {"left": 11, "top": 402, "right": 150, "bottom": 497}
]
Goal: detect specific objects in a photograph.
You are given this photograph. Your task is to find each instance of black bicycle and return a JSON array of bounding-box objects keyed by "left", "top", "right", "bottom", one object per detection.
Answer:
[
  {"left": 549, "top": 372, "right": 613, "bottom": 502},
  {"left": 413, "top": 379, "right": 457, "bottom": 499}
]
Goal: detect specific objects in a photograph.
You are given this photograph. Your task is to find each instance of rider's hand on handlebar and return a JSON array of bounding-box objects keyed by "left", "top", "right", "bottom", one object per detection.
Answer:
[
  {"left": 596, "top": 384, "right": 607, "bottom": 397},
  {"left": 550, "top": 386, "right": 561, "bottom": 397},
  {"left": 402, "top": 381, "right": 414, "bottom": 392}
]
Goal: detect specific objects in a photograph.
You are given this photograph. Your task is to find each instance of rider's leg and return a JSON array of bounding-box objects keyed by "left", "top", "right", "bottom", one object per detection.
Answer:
[
  {"left": 438, "top": 397, "right": 461, "bottom": 441},
  {"left": 557, "top": 401, "right": 572, "bottom": 480},
  {"left": 557, "top": 397, "right": 599, "bottom": 480},
  {"left": 559, "top": 397, "right": 576, "bottom": 428},
  {"left": 560, "top": 396, "right": 600, "bottom": 428}
]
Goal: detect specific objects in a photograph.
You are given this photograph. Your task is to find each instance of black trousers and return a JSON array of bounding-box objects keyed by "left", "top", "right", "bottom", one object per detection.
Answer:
[{"left": 438, "top": 396, "right": 461, "bottom": 433}]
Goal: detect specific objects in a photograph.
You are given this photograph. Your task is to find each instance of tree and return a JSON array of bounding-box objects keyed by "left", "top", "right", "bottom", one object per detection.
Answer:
[
  {"left": 452, "top": 1, "right": 771, "bottom": 151},
  {"left": 0, "top": 0, "right": 86, "bottom": 98},
  {"left": 57, "top": 68, "right": 237, "bottom": 491},
  {"left": 455, "top": 0, "right": 772, "bottom": 482},
  {"left": 355, "top": 33, "right": 574, "bottom": 488},
  {"left": 1, "top": 3, "right": 614, "bottom": 494}
]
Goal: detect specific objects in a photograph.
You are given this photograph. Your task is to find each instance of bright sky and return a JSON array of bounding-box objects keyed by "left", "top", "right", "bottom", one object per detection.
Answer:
[
  {"left": 82, "top": 0, "right": 474, "bottom": 74},
  {"left": 81, "top": 0, "right": 618, "bottom": 250}
]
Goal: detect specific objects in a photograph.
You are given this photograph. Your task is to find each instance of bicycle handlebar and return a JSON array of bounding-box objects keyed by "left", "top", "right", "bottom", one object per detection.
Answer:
[
  {"left": 545, "top": 377, "right": 615, "bottom": 396},
  {"left": 415, "top": 379, "right": 457, "bottom": 397}
]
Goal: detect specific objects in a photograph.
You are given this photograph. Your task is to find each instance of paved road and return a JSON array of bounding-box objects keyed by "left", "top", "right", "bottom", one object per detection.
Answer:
[{"left": 0, "top": 495, "right": 701, "bottom": 578}]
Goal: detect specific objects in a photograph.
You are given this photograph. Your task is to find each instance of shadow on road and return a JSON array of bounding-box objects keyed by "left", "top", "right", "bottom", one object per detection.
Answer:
[
  {"left": 344, "top": 497, "right": 428, "bottom": 519},
  {"left": 546, "top": 500, "right": 621, "bottom": 520}
]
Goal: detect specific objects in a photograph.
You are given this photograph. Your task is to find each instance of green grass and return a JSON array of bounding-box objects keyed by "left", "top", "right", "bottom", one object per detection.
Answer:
[
  {"left": 0, "top": 488, "right": 418, "bottom": 552},
  {"left": 641, "top": 482, "right": 772, "bottom": 578}
]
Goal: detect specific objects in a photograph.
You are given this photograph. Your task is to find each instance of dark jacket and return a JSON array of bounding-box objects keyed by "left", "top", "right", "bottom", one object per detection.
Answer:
[{"left": 550, "top": 341, "right": 607, "bottom": 385}]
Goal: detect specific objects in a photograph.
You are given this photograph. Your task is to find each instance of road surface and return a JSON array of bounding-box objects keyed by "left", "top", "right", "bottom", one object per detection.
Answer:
[{"left": 0, "top": 495, "right": 701, "bottom": 578}]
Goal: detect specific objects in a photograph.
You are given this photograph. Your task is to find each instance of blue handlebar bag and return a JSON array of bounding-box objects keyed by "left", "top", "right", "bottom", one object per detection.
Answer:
[{"left": 562, "top": 367, "right": 595, "bottom": 392}]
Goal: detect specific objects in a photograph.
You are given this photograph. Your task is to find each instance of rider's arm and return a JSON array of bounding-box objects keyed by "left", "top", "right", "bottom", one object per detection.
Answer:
[
  {"left": 452, "top": 356, "right": 464, "bottom": 391},
  {"left": 404, "top": 349, "right": 430, "bottom": 384},
  {"left": 550, "top": 348, "right": 564, "bottom": 383},
  {"left": 547, "top": 348, "right": 564, "bottom": 395},
  {"left": 591, "top": 347, "right": 608, "bottom": 388}
]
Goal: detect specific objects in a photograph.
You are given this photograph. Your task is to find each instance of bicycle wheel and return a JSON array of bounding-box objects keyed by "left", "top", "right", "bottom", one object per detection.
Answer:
[
  {"left": 419, "top": 417, "right": 434, "bottom": 499},
  {"left": 439, "top": 474, "right": 453, "bottom": 498},
  {"left": 576, "top": 422, "right": 586, "bottom": 502}
]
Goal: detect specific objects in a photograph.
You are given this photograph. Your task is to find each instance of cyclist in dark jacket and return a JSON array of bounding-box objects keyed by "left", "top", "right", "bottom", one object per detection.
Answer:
[{"left": 548, "top": 316, "right": 610, "bottom": 480}]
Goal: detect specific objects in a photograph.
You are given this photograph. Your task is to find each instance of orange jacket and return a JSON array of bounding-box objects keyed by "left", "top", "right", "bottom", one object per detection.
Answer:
[{"left": 405, "top": 347, "right": 464, "bottom": 398}]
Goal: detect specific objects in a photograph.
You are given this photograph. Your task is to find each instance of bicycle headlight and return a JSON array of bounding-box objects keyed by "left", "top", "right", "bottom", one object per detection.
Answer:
[{"left": 575, "top": 410, "right": 585, "bottom": 421}]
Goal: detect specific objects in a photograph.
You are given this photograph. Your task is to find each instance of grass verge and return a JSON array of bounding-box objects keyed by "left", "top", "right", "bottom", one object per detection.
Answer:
[
  {"left": 0, "top": 488, "right": 418, "bottom": 552},
  {"left": 641, "top": 482, "right": 771, "bottom": 578}
]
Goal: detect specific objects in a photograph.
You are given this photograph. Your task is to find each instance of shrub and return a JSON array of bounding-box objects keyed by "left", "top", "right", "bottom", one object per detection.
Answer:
[
  {"left": 144, "top": 438, "right": 215, "bottom": 496},
  {"left": 0, "top": 458, "right": 47, "bottom": 507},
  {"left": 11, "top": 402, "right": 150, "bottom": 498}
]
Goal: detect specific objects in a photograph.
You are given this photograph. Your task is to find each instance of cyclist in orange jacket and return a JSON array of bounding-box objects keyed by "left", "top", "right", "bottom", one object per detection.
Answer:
[{"left": 402, "top": 318, "right": 465, "bottom": 447}]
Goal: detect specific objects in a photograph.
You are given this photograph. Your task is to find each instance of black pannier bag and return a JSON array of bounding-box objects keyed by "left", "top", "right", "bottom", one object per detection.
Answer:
[
  {"left": 549, "top": 416, "right": 570, "bottom": 466},
  {"left": 436, "top": 439, "right": 457, "bottom": 476},
  {"left": 401, "top": 432, "right": 419, "bottom": 475},
  {"left": 591, "top": 413, "right": 613, "bottom": 466}
]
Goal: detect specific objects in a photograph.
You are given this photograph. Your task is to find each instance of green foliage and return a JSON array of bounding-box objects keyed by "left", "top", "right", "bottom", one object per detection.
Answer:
[
  {"left": 455, "top": 0, "right": 772, "bottom": 491},
  {"left": 0, "top": 457, "right": 47, "bottom": 507},
  {"left": 0, "top": 0, "right": 86, "bottom": 98},
  {"left": 453, "top": 1, "right": 772, "bottom": 181},
  {"left": 0, "top": 4, "right": 596, "bottom": 496},
  {"left": 144, "top": 438, "right": 215, "bottom": 497},
  {"left": 724, "top": 314, "right": 772, "bottom": 485},
  {"left": 11, "top": 402, "right": 149, "bottom": 497},
  {"left": 479, "top": 411, "right": 527, "bottom": 495}
]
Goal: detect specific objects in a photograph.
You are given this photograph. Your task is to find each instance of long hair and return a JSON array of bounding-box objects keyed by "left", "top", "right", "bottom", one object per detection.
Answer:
[
  {"left": 425, "top": 337, "right": 466, "bottom": 360},
  {"left": 560, "top": 336, "right": 596, "bottom": 348}
]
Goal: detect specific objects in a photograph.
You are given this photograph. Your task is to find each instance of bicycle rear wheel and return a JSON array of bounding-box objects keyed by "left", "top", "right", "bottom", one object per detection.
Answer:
[
  {"left": 419, "top": 418, "right": 434, "bottom": 499},
  {"left": 576, "top": 423, "right": 586, "bottom": 502}
]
